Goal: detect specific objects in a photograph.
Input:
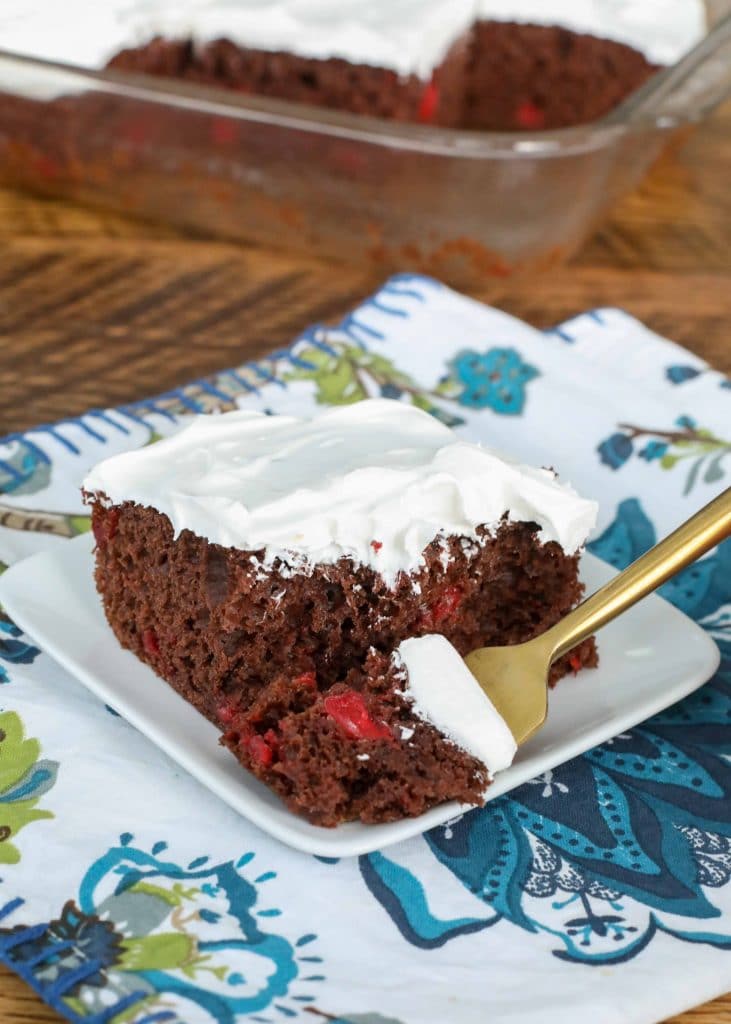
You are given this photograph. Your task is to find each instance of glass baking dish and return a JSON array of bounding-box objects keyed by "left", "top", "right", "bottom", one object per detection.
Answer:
[{"left": 0, "top": 6, "right": 729, "bottom": 286}]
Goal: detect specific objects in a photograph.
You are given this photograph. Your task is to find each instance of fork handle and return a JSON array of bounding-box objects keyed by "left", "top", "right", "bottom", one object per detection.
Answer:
[{"left": 544, "top": 487, "right": 731, "bottom": 663}]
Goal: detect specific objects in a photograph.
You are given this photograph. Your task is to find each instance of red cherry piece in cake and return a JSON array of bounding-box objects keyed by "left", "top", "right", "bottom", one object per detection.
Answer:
[
  {"left": 293, "top": 671, "right": 317, "bottom": 690},
  {"left": 324, "top": 690, "right": 392, "bottom": 741},
  {"left": 248, "top": 733, "right": 274, "bottom": 767},
  {"left": 263, "top": 728, "right": 280, "bottom": 756},
  {"left": 216, "top": 701, "right": 238, "bottom": 724},
  {"left": 92, "top": 507, "right": 120, "bottom": 549},
  {"left": 569, "top": 652, "right": 583, "bottom": 675},
  {"left": 371, "top": 540, "right": 383, "bottom": 553},
  {"left": 428, "top": 585, "right": 463, "bottom": 625},
  {"left": 142, "top": 628, "right": 160, "bottom": 656},
  {"left": 515, "top": 101, "right": 546, "bottom": 129},
  {"left": 418, "top": 80, "right": 440, "bottom": 123},
  {"left": 210, "top": 117, "right": 239, "bottom": 146}
]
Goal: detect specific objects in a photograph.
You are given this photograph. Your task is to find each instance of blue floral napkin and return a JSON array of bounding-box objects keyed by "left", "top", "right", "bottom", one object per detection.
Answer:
[{"left": 0, "top": 275, "right": 729, "bottom": 1024}]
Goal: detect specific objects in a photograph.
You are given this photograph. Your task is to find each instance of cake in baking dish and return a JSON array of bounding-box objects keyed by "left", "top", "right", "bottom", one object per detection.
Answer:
[
  {"left": 107, "top": 0, "right": 476, "bottom": 128},
  {"left": 103, "top": 0, "right": 705, "bottom": 129},
  {"left": 83, "top": 400, "right": 598, "bottom": 825},
  {"left": 0, "top": 1, "right": 706, "bottom": 130},
  {"left": 463, "top": 0, "right": 707, "bottom": 129}
]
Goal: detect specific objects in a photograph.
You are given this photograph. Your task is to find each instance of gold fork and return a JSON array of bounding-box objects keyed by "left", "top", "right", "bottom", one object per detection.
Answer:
[{"left": 465, "top": 487, "right": 731, "bottom": 745}]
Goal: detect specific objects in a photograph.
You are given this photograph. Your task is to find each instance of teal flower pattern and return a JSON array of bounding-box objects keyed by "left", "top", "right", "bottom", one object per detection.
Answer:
[
  {"left": 0, "top": 563, "right": 41, "bottom": 684},
  {"left": 436, "top": 348, "right": 540, "bottom": 414},
  {"left": 0, "top": 620, "right": 40, "bottom": 685},
  {"left": 0, "top": 437, "right": 51, "bottom": 497},
  {"left": 0, "top": 835, "right": 324, "bottom": 1023}
]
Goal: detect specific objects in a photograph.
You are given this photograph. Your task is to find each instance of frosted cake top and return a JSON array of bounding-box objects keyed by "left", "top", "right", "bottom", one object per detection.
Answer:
[
  {"left": 0, "top": 0, "right": 706, "bottom": 79},
  {"left": 84, "top": 400, "right": 598, "bottom": 586}
]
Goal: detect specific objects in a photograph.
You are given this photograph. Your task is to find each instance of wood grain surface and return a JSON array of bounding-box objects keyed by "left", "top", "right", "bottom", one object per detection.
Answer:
[{"left": 0, "top": 99, "right": 730, "bottom": 1024}]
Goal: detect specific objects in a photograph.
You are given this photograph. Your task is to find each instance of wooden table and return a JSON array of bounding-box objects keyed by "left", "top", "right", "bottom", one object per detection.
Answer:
[{"left": 1, "top": 101, "right": 730, "bottom": 1024}]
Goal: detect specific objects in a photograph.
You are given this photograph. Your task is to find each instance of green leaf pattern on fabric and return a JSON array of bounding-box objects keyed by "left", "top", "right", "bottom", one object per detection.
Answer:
[{"left": 0, "top": 711, "right": 57, "bottom": 864}]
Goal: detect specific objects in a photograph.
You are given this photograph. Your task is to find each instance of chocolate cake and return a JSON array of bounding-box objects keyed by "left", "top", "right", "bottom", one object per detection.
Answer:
[
  {"left": 83, "top": 400, "right": 599, "bottom": 825},
  {"left": 106, "top": 22, "right": 657, "bottom": 131},
  {"left": 463, "top": 22, "right": 658, "bottom": 131},
  {"left": 98, "top": 0, "right": 707, "bottom": 131},
  {"left": 0, "top": 1, "right": 707, "bottom": 132},
  {"left": 107, "top": 36, "right": 469, "bottom": 127},
  {"left": 101, "top": 0, "right": 479, "bottom": 129}
]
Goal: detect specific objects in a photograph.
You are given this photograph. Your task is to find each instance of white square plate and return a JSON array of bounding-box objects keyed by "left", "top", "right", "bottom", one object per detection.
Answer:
[{"left": 0, "top": 533, "right": 720, "bottom": 857}]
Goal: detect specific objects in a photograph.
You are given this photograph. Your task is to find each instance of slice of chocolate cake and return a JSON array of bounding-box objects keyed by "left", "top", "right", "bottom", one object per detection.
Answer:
[{"left": 84, "top": 400, "right": 598, "bottom": 825}]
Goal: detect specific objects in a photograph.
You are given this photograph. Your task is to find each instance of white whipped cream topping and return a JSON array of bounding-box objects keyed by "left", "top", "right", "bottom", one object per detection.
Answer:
[
  {"left": 396, "top": 634, "right": 517, "bottom": 776},
  {"left": 83, "top": 400, "right": 597, "bottom": 586},
  {"left": 478, "top": 0, "right": 707, "bottom": 65},
  {"left": 0, "top": 0, "right": 476, "bottom": 80},
  {"left": 160, "top": 0, "right": 477, "bottom": 80}
]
